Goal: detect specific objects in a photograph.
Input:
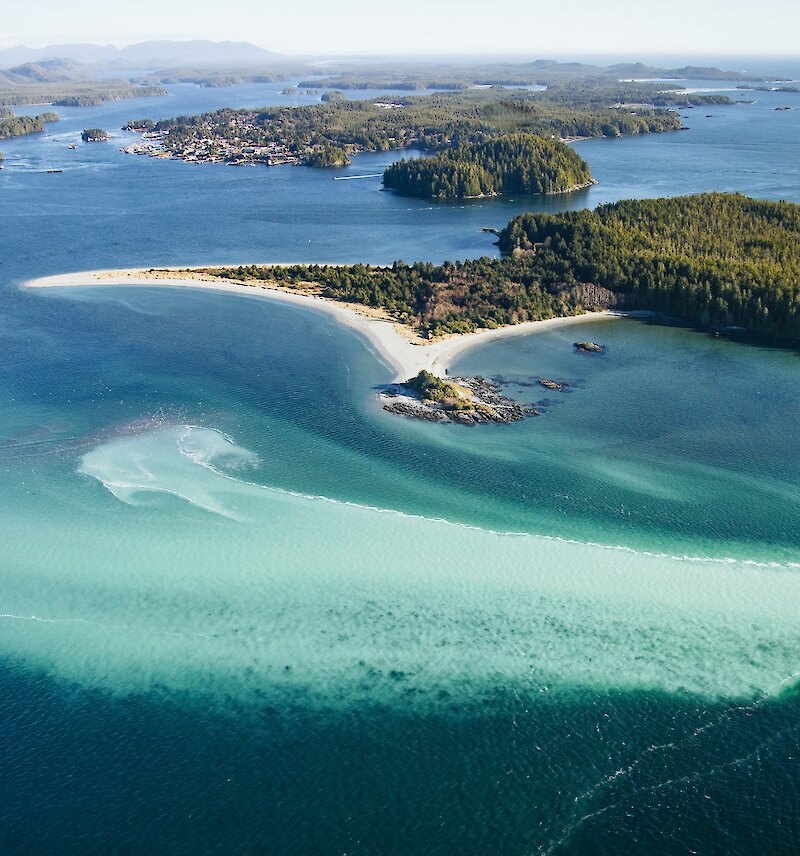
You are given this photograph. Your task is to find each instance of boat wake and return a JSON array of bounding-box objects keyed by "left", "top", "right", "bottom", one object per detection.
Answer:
[{"left": 332, "top": 173, "right": 384, "bottom": 181}]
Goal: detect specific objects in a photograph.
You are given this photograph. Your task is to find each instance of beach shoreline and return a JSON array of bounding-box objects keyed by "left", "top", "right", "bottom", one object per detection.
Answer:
[{"left": 23, "top": 267, "right": 626, "bottom": 381}]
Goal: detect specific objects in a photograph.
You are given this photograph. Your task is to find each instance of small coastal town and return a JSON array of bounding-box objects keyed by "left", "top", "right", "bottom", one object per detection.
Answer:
[
  {"left": 119, "top": 101, "right": 408, "bottom": 166},
  {"left": 122, "top": 127, "right": 302, "bottom": 165}
]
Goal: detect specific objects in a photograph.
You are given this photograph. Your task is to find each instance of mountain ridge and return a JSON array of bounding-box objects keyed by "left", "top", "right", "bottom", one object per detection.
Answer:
[{"left": 0, "top": 40, "right": 282, "bottom": 69}]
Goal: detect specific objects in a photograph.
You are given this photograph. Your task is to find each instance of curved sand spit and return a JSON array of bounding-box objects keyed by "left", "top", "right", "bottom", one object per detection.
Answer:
[{"left": 24, "top": 267, "right": 625, "bottom": 381}]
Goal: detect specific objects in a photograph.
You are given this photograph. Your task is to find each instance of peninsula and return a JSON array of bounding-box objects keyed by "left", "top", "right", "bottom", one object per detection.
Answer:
[
  {"left": 120, "top": 85, "right": 687, "bottom": 168},
  {"left": 23, "top": 266, "right": 614, "bottom": 385},
  {"left": 23, "top": 192, "right": 800, "bottom": 421}
]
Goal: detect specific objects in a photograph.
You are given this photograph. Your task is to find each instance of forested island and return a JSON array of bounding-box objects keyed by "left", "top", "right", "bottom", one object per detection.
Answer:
[
  {"left": 383, "top": 134, "right": 593, "bottom": 198},
  {"left": 141, "top": 68, "right": 298, "bottom": 89},
  {"left": 122, "top": 85, "right": 687, "bottom": 167},
  {"left": 81, "top": 128, "right": 110, "bottom": 142},
  {"left": 202, "top": 194, "right": 800, "bottom": 343},
  {"left": 0, "top": 57, "right": 167, "bottom": 107},
  {"left": 0, "top": 111, "right": 59, "bottom": 139},
  {"left": 296, "top": 60, "right": 773, "bottom": 92},
  {"left": 0, "top": 82, "right": 165, "bottom": 107}
]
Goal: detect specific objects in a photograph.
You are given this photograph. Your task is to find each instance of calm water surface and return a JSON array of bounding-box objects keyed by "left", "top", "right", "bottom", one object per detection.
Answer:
[{"left": 2, "top": 75, "right": 800, "bottom": 853}]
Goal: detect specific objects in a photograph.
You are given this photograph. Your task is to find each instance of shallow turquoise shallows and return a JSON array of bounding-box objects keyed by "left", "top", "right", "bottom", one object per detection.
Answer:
[{"left": 2, "top": 72, "right": 800, "bottom": 854}]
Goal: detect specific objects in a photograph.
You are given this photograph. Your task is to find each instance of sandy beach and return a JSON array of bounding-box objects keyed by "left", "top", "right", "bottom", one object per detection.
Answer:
[{"left": 24, "top": 267, "right": 623, "bottom": 381}]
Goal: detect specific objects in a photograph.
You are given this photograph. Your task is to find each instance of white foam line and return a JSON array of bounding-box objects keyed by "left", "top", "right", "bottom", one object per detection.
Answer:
[
  {"left": 548, "top": 667, "right": 800, "bottom": 851},
  {"left": 156, "top": 424, "right": 800, "bottom": 571},
  {"left": 0, "top": 611, "right": 214, "bottom": 640},
  {"left": 0, "top": 613, "right": 87, "bottom": 623}
]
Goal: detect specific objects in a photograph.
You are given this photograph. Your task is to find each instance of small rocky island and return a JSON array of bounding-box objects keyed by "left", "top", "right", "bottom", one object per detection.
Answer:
[
  {"left": 82, "top": 128, "right": 110, "bottom": 142},
  {"left": 381, "top": 370, "right": 538, "bottom": 425}
]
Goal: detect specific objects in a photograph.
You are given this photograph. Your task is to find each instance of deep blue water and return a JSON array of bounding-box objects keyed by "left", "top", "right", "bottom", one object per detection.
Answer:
[{"left": 2, "top": 74, "right": 800, "bottom": 854}]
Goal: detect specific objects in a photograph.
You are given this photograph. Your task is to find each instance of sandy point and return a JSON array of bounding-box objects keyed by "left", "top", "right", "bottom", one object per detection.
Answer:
[{"left": 23, "top": 267, "right": 626, "bottom": 382}]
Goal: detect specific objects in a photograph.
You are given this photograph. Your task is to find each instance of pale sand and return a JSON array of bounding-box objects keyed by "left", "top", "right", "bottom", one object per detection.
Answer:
[{"left": 23, "top": 268, "right": 625, "bottom": 381}]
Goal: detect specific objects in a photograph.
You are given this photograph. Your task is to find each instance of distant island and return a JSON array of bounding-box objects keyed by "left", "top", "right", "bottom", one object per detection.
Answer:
[
  {"left": 298, "top": 60, "right": 779, "bottom": 92},
  {"left": 383, "top": 133, "right": 594, "bottom": 199},
  {"left": 0, "top": 57, "right": 166, "bottom": 107},
  {"left": 0, "top": 110, "right": 59, "bottom": 139},
  {"left": 81, "top": 128, "right": 110, "bottom": 142},
  {"left": 51, "top": 86, "right": 165, "bottom": 107},
  {"left": 126, "top": 59, "right": 761, "bottom": 95},
  {"left": 0, "top": 82, "right": 165, "bottom": 108}
]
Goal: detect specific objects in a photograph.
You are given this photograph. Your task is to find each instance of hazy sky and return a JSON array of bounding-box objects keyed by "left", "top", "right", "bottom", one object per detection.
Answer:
[{"left": 1, "top": 0, "right": 799, "bottom": 56}]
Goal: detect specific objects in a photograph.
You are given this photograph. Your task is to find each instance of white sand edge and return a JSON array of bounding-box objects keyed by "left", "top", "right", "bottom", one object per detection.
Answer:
[{"left": 23, "top": 268, "right": 631, "bottom": 382}]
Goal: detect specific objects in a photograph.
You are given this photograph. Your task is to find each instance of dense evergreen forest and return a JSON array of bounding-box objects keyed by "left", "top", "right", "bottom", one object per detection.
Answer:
[
  {"left": 383, "top": 134, "right": 592, "bottom": 198},
  {"left": 0, "top": 111, "right": 59, "bottom": 139},
  {"left": 205, "top": 195, "right": 800, "bottom": 343},
  {"left": 205, "top": 256, "right": 591, "bottom": 336},
  {"left": 499, "top": 194, "right": 800, "bottom": 340},
  {"left": 304, "top": 146, "right": 351, "bottom": 167},
  {"left": 153, "top": 86, "right": 684, "bottom": 165}
]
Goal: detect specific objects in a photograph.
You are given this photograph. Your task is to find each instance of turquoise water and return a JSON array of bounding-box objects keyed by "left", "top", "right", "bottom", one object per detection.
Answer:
[{"left": 2, "top": 76, "right": 800, "bottom": 853}]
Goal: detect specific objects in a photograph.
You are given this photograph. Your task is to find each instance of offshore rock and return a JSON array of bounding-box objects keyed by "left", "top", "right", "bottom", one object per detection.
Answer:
[{"left": 380, "top": 375, "right": 538, "bottom": 426}]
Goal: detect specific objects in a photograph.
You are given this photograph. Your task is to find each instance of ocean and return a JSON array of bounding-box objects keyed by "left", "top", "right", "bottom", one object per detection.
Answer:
[{"left": 1, "top": 71, "right": 800, "bottom": 853}]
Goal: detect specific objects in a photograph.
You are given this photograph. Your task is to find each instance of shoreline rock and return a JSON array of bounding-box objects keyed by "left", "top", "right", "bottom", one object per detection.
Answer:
[{"left": 538, "top": 378, "right": 568, "bottom": 391}]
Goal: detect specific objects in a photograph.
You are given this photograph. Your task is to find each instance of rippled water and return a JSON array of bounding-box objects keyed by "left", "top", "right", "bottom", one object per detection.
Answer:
[{"left": 2, "top": 73, "right": 800, "bottom": 853}]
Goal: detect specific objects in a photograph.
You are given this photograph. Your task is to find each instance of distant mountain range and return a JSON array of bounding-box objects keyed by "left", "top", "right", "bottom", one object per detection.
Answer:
[{"left": 0, "top": 40, "right": 284, "bottom": 70}]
